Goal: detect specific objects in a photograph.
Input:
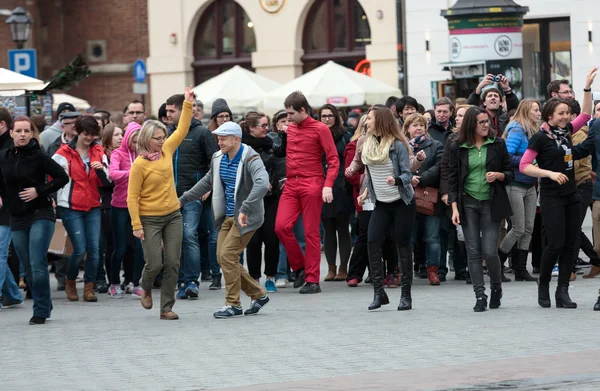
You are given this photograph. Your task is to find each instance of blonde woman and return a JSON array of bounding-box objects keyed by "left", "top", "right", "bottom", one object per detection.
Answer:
[
  {"left": 499, "top": 100, "right": 541, "bottom": 282},
  {"left": 355, "top": 105, "right": 416, "bottom": 311},
  {"left": 127, "top": 86, "right": 194, "bottom": 320}
]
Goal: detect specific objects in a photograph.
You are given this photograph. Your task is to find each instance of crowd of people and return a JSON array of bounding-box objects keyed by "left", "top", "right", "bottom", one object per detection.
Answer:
[{"left": 2, "top": 69, "right": 600, "bottom": 325}]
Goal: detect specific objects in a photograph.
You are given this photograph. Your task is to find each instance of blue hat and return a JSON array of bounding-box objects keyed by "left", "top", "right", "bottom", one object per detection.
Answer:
[{"left": 213, "top": 121, "right": 242, "bottom": 138}]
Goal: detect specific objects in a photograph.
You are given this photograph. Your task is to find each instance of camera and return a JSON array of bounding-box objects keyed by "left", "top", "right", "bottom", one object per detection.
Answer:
[{"left": 492, "top": 75, "right": 502, "bottom": 82}]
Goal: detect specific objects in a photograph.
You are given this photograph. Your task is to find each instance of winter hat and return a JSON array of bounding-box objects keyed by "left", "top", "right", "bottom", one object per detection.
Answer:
[
  {"left": 481, "top": 83, "right": 503, "bottom": 100},
  {"left": 348, "top": 111, "right": 361, "bottom": 120},
  {"left": 211, "top": 98, "right": 233, "bottom": 120},
  {"left": 57, "top": 102, "right": 76, "bottom": 117}
]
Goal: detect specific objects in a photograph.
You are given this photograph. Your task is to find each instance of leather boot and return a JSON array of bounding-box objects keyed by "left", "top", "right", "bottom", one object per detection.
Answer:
[
  {"left": 83, "top": 282, "right": 97, "bottom": 302},
  {"left": 427, "top": 266, "right": 440, "bottom": 285},
  {"left": 65, "top": 279, "right": 79, "bottom": 302},
  {"left": 514, "top": 249, "right": 536, "bottom": 281},
  {"left": 368, "top": 255, "right": 388, "bottom": 310},
  {"left": 583, "top": 265, "right": 600, "bottom": 279},
  {"left": 594, "top": 290, "right": 600, "bottom": 311},
  {"left": 397, "top": 247, "right": 413, "bottom": 311},
  {"left": 498, "top": 249, "right": 512, "bottom": 282},
  {"left": 334, "top": 264, "right": 348, "bottom": 281},
  {"left": 489, "top": 288, "right": 502, "bottom": 309},
  {"left": 473, "top": 294, "right": 488, "bottom": 312},
  {"left": 537, "top": 279, "right": 551, "bottom": 308},
  {"left": 555, "top": 284, "right": 577, "bottom": 308},
  {"left": 324, "top": 265, "right": 336, "bottom": 281}
]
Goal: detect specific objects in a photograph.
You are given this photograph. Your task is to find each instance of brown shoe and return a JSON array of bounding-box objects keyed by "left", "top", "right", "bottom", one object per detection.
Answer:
[
  {"left": 65, "top": 279, "right": 79, "bottom": 301},
  {"left": 324, "top": 265, "right": 336, "bottom": 281},
  {"left": 141, "top": 288, "right": 152, "bottom": 310},
  {"left": 570, "top": 272, "right": 577, "bottom": 282},
  {"left": 160, "top": 311, "right": 179, "bottom": 320},
  {"left": 334, "top": 265, "right": 348, "bottom": 281},
  {"left": 18, "top": 277, "right": 26, "bottom": 289},
  {"left": 583, "top": 265, "right": 600, "bottom": 279},
  {"left": 427, "top": 266, "right": 441, "bottom": 285},
  {"left": 83, "top": 282, "right": 97, "bottom": 302}
]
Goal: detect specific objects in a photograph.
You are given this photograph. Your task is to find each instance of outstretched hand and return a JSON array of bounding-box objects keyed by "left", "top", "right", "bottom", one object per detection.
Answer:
[
  {"left": 184, "top": 85, "right": 195, "bottom": 103},
  {"left": 585, "top": 68, "right": 598, "bottom": 90}
]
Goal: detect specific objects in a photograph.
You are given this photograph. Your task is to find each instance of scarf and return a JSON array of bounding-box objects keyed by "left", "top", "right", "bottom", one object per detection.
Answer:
[
  {"left": 408, "top": 134, "right": 427, "bottom": 153},
  {"left": 141, "top": 151, "right": 161, "bottom": 161},
  {"left": 545, "top": 125, "right": 570, "bottom": 149},
  {"left": 361, "top": 135, "right": 393, "bottom": 166}
]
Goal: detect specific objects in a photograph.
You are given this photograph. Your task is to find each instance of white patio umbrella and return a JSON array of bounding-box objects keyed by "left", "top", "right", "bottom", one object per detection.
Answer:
[
  {"left": 263, "top": 61, "right": 402, "bottom": 110},
  {"left": 0, "top": 68, "right": 47, "bottom": 90},
  {"left": 193, "top": 65, "right": 281, "bottom": 114},
  {"left": 52, "top": 93, "right": 91, "bottom": 111}
]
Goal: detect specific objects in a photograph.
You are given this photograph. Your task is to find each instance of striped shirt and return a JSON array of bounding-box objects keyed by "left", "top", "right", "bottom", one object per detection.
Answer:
[
  {"left": 220, "top": 145, "right": 244, "bottom": 216},
  {"left": 368, "top": 159, "right": 401, "bottom": 203}
]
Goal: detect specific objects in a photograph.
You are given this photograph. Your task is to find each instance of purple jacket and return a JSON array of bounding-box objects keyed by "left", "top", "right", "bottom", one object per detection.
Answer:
[{"left": 109, "top": 122, "right": 140, "bottom": 208}]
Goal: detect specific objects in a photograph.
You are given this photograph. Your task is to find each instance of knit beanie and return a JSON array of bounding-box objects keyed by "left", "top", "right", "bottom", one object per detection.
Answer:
[{"left": 211, "top": 98, "right": 233, "bottom": 120}]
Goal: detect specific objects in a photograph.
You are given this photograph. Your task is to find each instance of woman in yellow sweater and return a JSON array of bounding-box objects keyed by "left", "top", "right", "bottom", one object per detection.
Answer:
[{"left": 127, "top": 86, "right": 194, "bottom": 320}]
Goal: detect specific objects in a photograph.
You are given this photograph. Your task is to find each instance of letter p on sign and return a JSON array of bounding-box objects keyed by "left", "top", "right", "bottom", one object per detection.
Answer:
[{"left": 8, "top": 49, "right": 37, "bottom": 79}]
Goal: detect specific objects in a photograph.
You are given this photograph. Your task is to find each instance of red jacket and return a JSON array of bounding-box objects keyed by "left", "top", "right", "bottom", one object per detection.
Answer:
[
  {"left": 52, "top": 139, "right": 110, "bottom": 212},
  {"left": 344, "top": 140, "right": 363, "bottom": 212},
  {"left": 286, "top": 116, "right": 339, "bottom": 187}
]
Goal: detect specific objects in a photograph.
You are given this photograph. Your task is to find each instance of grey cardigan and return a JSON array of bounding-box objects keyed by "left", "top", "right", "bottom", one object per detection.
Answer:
[
  {"left": 179, "top": 144, "right": 270, "bottom": 236},
  {"left": 365, "top": 139, "right": 414, "bottom": 205}
]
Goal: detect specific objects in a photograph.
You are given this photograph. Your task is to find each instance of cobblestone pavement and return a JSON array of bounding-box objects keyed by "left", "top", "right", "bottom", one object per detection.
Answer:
[{"left": 1, "top": 217, "right": 599, "bottom": 390}]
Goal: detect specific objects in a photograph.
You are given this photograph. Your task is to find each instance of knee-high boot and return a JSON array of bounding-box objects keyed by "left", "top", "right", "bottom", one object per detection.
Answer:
[
  {"left": 397, "top": 246, "right": 413, "bottom": 311},
  {"left": 368, "top": 253, "right": 388, "bottom": 311}
]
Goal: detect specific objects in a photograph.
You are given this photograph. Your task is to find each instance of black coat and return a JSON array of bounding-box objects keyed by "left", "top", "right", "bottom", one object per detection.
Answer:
[
  {"left": 412, "top": 137, "right": 444, "bottom": 216},
  {"left": 242, "top": 133, "right": 285, "bottom": 200},
  {"left": 447, "top": 137, "right": 513, "bottom": 225},
  {"left": 428, "top": 120, "right": 455, "bottom": 146},
  {"left": 0, "top": 139, "right": 69, "bottom": 218},
  {"left": 322, "top": 130, "right": 354, "bottom": 218},
  {"left": 0, "top": 130, "right": 14, "bottom": 225},
  {"left": 170, "top": 117, "right": 219, "bottom": 197}
]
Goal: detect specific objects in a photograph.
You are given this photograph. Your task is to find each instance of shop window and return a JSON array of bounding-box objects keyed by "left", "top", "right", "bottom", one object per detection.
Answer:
[
  {"left": 522, "top": 18, "right": 571, "bottom": 101},
  {"left": 193, "top": 0, "right": 256, "bottom": 85}
]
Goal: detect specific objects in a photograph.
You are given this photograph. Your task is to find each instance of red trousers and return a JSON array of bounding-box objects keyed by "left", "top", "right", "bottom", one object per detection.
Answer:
[{"left": 275, "top": 177, "right": 324, "bottom": 284}]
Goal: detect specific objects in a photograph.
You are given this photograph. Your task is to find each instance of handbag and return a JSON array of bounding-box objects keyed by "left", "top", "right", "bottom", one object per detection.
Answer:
[{"left": 414, "top": 186, "right": 439, "bottom": 216}]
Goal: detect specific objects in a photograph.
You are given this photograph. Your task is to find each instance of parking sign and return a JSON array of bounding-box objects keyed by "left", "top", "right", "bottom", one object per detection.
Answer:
[{"left": 8, "top": 49, "right": 37, "bottom": 79}]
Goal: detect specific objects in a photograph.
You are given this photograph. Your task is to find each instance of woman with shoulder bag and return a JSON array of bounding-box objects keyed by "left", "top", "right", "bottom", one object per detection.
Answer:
[{"left": 404, "top": 113, "right": 444, "bottom": 286}]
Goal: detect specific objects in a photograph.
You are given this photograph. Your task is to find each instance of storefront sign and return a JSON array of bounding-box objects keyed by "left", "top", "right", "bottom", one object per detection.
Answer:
[
  {"left": 354, "top": 59, "right": 371, "bottom": 76},
  {"left": 259, "top": 0, "right": 286, "bottom": 14},
  {"left": 449, "top": 32, "right": 522, "bottom": 62},
  {"left": 448, "top": 15, "right": 523, "bottom": 31},
  {"left": 326, "top": 97, "right": 348, "bottom": 104},
  {"left": 451, "top": 64, "right": 485, "bottom": 79}
]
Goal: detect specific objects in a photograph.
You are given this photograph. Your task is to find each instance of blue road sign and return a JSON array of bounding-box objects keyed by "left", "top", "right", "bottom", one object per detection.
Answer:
[
  {"left": 133, "top": 59, "right": 147, "bottom": 83},
  {"left": 8, "top": 49, "right": 37, "bottom": 79}
]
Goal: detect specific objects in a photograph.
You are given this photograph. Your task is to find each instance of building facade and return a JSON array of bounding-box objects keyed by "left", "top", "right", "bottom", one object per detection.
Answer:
[
  {"left": 0, "top": 0, "right": 150, "bottom": 114},
  {"left": 147, "top": 0, "right": 402, "bottom": 115},
  {"left": 404, "top": 0, "right": 600, "bottom": 107}
]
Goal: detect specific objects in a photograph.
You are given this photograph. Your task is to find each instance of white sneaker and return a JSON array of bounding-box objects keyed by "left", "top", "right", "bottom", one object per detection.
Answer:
[
  {"left": 109, "top": 284, "right": 124, "bottom": 298},
  {"left": 125, "top": 282, "right": 134, "bottom": 294},
  {"left": 551, "top": 264, "right": 559, "bottom": 277},
  {"left": 275, "top": 278, "right": 289, "bottom": 288}
]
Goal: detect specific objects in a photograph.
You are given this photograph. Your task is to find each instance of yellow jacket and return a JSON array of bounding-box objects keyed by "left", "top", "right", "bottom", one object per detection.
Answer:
[
  {"left": 127, "top": 100, "right": 193, "bottom": 230},
  {"left": 572, "top": 125, "right": 592, "bottom": 186}
]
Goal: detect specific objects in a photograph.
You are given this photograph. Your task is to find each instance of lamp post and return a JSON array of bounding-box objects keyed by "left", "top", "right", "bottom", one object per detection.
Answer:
[{"left": 5, "top": 7, "right": 33, "bottom": 49}]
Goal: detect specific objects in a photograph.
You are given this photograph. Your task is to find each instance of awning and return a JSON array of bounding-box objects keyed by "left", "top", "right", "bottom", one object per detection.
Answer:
[{"left": 440, "top": 60, "right": 486, "bottom": 79}]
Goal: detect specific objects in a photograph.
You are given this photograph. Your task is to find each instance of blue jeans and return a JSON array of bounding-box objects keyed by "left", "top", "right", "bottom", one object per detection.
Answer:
[
  {"left": 0, "top": 225, "right": 22, "bottom": 305},
  {"left": 276, "top": 215, "right": 306, "bottom": 280},
  {"left": 199, "top": 201, "right": 220, "bottom": 277},
  {"left": 59, "top": 207, "right": 101, "bottom": 283},
  {"left": 411, "top": 214, "right": 441, "bottom": 267},
  {"left": 179, "top": 200, "right": 202, "bottom": 285},
  {"left": 12, "top": 220, "right": 54, "bottom": 318},
  {"left": 110, "top": 207, "right": 144, "bottom": 285}
]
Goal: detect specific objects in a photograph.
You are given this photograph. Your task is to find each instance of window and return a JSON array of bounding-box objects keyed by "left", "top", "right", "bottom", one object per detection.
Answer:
[
  {"left": 522, "top": 18, "right": 572, "bottom": 101},
  {"left": 193, "top": 0, "right": 256, "bottom": 85},
  {"left": 302, "top": 0, "right": 371, "bottom": 73}
]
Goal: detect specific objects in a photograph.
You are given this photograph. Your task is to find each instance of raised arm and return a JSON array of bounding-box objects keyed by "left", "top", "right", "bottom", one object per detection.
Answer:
[
  {"left": 580, "top": 68, "right": 598, "bottom": 119},
  {"left": 163, "top": 86, "right": 195, "bottom": 154}
]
